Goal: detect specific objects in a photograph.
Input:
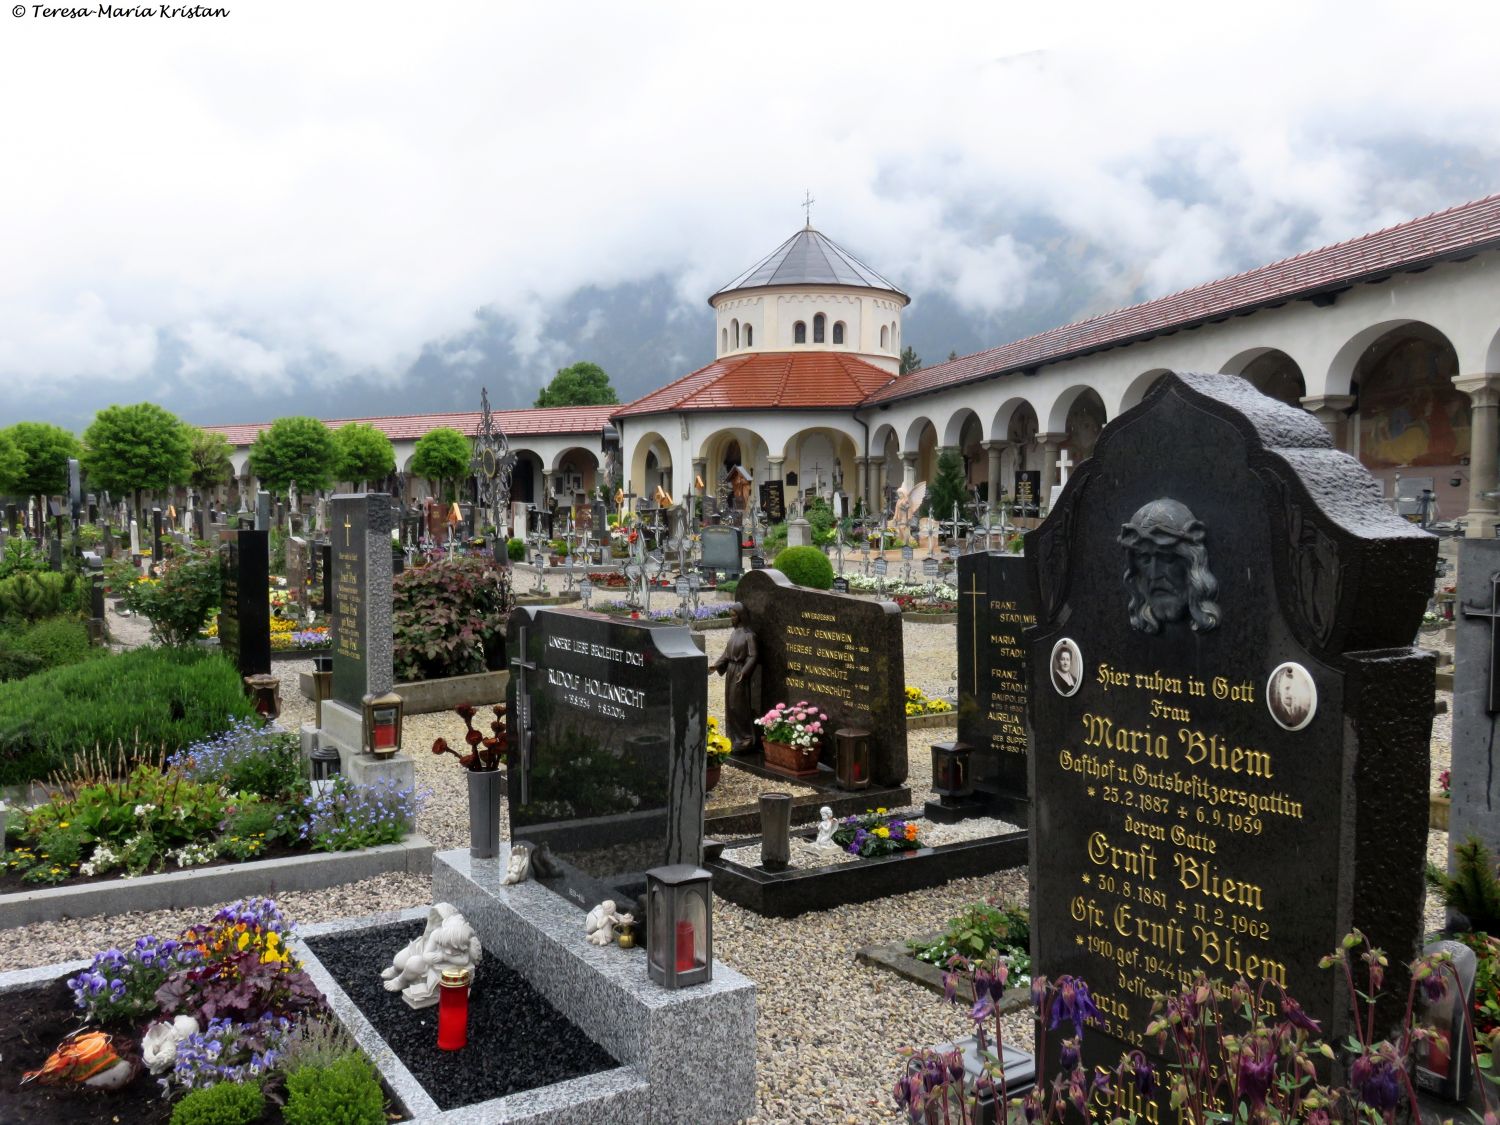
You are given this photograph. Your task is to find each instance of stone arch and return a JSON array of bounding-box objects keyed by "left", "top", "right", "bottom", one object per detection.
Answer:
[
  {"left": 781, "top": 426, "right": 860, "bottom": 504},
  {"left": 697, "top": 426, "right": 768, "bottom": 499},
  {"left": 1486, "top": 324, "right": 1500, "bottom": 374},
  {"left": 510, "top": 451, "right": 542, "bottom": 506},
  {"left": 941, "top": 406, "right": 982, "bottom": 450},
  {"left": 1043, "top": 383, "right": 1101, "bottom": 434},
  {"left": 1114, "top": 369, "right": 1172, "bottom": 415},
  {"left": 549, "top": 446, "right": 600, "bottom": 505},
  {"left": 628, "top": 431, "right": 673, "bottom": 503},
  {"left": 1237, "top": 349, "right": 1306, "bottom": 408},
  {"left": 1063, "top": 388, "right": 1107, "bottom": 461},
  {"left": 871, "top": 422, "right": 902, "bottom": 511}
]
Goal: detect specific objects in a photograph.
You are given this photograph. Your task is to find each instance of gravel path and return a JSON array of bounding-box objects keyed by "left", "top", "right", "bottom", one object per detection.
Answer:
[{"left": 0, "top": 597, "right": 1457, "bottom": 1123}]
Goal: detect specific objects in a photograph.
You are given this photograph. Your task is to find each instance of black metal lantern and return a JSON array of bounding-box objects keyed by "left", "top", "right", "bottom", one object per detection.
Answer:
[
  {"left": 309, "top": 739, "right": 341, "bottom": 794},
  {"left": 835, "top": 727, "right": 871, "bottom": 791},
  {"left": 931, "top": 741, "right": 975, "bottom": 802},
  {"left": 646, "top": 864, "right": 713, "bottom": 989}
]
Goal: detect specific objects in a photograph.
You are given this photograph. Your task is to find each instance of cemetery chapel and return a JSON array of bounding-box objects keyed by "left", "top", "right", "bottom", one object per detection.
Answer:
[{"left": 207, "top": 193, "right": 1500, "bottom": 537}]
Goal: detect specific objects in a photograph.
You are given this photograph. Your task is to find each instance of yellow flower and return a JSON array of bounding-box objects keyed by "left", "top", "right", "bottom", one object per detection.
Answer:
[
  {"left": 875, "top": 826, "right": 890, "bottom": 838},
  {"left": 58, "top": 821, "right": 69, "bottom": 829},
  {"left": 875, "top": 807, "right": 887, "bottom": 815},
  {"left": 237, "top": 931, "right": 251, "bottom": 951}
]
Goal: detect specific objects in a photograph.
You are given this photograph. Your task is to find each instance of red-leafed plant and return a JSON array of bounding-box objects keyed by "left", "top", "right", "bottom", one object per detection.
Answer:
[
  {"left": 431, "top": 703, "right": 508, "bottom": 771},
  {"left": 392, "top": 555, "right": 512, "bottom": 682}
]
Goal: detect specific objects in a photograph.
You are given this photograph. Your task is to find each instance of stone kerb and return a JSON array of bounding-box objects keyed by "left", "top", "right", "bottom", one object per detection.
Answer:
[{"left": 434, "top": 847, "right": 756, "bottom": 1124}]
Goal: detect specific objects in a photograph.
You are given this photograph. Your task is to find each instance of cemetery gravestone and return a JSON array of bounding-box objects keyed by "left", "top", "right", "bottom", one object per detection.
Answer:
[
  {"left": 736, "top": 568, "right": 907, "bottom": 785},
  {"left": 217, "top": 527, "right": 271, "bottom": 679},
  {"left": 255, "top": 490, "right": 271, "bottom": 533},
  {"left": 760, "top": 480, "right": 786, "bottom": 524},
  {"left": 286, "top": 536, "right": 309, "bottom": 612},
  {"left": 314, "top": 540, "right": 332, "bottom": 613},
  {"left": 1013, "top": 470, "right": 1040, "bottom": 518},
  {"left": 152, "top": 508, "right": 164, "bottom": 563},
  {"left": 1449, "top": 538, "right": 1500, "bottom": 860},
  {"left": 700, "top": 525, "right": 742, "bottom": 579},
  {"left": 942, "top": 551, "right": 1035, "bottom": 822},
  {"left": 1026, "top": 373, "right": 1434, "bottom": 1117},
  {"left": 330, "top": 494, "right": 394, "bottom": 710},
  {"left": 506, "top": 605, "right": 706, "bottom": 914}
]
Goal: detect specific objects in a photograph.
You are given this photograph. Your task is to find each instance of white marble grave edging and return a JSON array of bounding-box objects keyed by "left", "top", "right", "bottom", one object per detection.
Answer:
[
  {"left": 0, "top": 836, "right": 434, "bottom": 929},
  {"left": 433, "top": 846, "right": 758, "bottom": 1125},
  {"left": 291, "top": 908, "right": 651, "bottom": 1124}
]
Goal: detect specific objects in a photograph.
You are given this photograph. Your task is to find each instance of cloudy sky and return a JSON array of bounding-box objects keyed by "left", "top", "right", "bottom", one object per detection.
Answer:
[{"left": 2, "top": 0, "right": 1498, "bottom": 432}]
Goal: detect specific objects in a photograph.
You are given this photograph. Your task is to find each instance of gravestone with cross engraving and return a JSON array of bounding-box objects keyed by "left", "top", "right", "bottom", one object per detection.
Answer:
[
  {"left": 1027, "top": 373, "right": 1434, "bottom": 1118},
  {"left": 506, "top": 605, "right": 706, "bottom": 914}
]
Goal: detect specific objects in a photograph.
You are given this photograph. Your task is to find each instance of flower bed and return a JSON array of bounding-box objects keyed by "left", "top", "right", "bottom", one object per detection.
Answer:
[
  {"left": 0, "top": 898, "right": 394, "bottom": 1124},
  {"left": 1, "top": 720, "right": 423, "bottom": 890},
  {"left": 904, "top": 685, "right": 953, "bottom": 717}
]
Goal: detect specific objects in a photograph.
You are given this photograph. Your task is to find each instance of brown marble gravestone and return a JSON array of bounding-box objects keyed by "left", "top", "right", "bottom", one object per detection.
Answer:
[
  {"left": 1026, "top": 372, "right": 1434, "bottom": 1120},
  {"left": 735, "top": 568, "right": 907, "bottom": 787}
]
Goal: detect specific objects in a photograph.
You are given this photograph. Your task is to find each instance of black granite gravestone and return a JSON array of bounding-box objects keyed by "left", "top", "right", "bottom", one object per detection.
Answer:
[
  {"left": 218, "top": 528, "right": 271, "bottom": 678},
  {"left": 591, "top": 499, "right": 607, "bottom": 539},
  {"left": 313, "top": 539, "right": 331, "bottom": 613},
  {"left": 506, "top": 606, "right": 706, "bottom": 914},
  {"left": 1026, "top": 373, "right": 1434, "bottom": 1119},
  {"left": 151, "top": 508, "right": 164, "bottom": 563},
  {"left": 760, "top": 481, "right": 786, "bottom": 523},
  {"left": 330, "top": 493, "right": 394, "bottom": 709},
  {"left": 1449, "top": 539, "right": 1500, "bottom": 861},
  {"left": 1013, "top": 471, "right": 1040, "bottom": 518},
  {"left": 932, "top": 550, "right": 1036, "bottom": 823},
  {"left": 735, "top": 568, "right": 907, "bottom": 786},
  {"left": 700, "top": 526, "right": 741, "bottom": 579}
]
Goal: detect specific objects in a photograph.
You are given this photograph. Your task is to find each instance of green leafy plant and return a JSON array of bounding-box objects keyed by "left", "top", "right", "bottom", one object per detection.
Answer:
[
  {"left": 0, "top": 537, "right": 48, "bottom": 579},
  {"left": 300, "top": 776, "right": 420, "bottom": 851},
  {"left": 832, "top": 807, "right": 923, "bottom": 858},
  {"left": 908, "top": 899, "right": 1029, "bottom": 970},
  {"left": 2, "top": 615, "right": 98, "bottom": 675},
  {"left": 0, "top": 570, "right": 73, "bottom": 622},
  {"left": 0, "top": 646, "right": 256, "bottom": 785},
  {"left": 332, "top": 421, "right": 396, "bottom": 487},
  {"left": 170, "top": 1080, "right": 266, "bottom": 1125},
  {"left": 169, "top": 719, "right": 306, "bottom": 804},
  {"left": 81, "top": 402, "right": 193, "bottom": 522},
  {"left": 507, "top": 537, "right": 526, "bottom": 561},
  {"left": 248, "top": 415, "right": 337, "bottom": 498},
  {"left": 410, "top": 426, "right": 471, "bottom": 503},
  {"left": 392, "top": 554, "right": 512, "bottom": 682},
  {"left": 280, "top": 1014, "right": 359, "bottom": 1074},
  {"left": 1427, "top": 834, "right": 1500, "bottom": 933},
  {"left": 927, "top": 446, "right": 971, "bottom": 526},
  {"left": 772, "top": 545, "right": 834, "bottom": 589},
  {"left": 284, "top": 1051, "right": 386, "bottom": 1125},
  {"left": 118, "top": 542, "right": 222, "bottom": 647}
]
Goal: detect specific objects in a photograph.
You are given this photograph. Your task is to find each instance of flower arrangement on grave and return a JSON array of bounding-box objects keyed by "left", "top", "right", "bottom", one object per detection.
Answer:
[
  {"left": 833, "top": 807, "right": 923, "bottom": 858},
  {"left": 891, "top": 593, "right": 959, "bottom": 615},
  {"left": 904, "top": 685, "right": 953, "bottom": 716},
  {"left": 1439, "top": 768, "right": 1452, "bottom": 798},
  {"left": 706, "top": 716, "right": 732, "bottom": 767},
  {"left": 431, "top": 703, "right": 508, "bottom": 771},
  {"left": 755, "top": 701, "right": 828, "bottom": 750}
]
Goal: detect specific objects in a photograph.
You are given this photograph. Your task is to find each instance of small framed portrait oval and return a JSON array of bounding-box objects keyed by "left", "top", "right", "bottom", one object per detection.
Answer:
[
  {"left": 1050, "top": 638, "right": 1082, "bottom": 698},
  {"left": 1266, "top": 662, "right": 1317, "bottom": 731}
]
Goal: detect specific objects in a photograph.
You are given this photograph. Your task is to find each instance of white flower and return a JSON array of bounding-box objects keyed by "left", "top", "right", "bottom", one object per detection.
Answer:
[
  {"left": 142, "top": 1015, "right": 199, "bottom": 1074},
  {"left": 132, "top": 803, "right": 156, "bottom": 817}
]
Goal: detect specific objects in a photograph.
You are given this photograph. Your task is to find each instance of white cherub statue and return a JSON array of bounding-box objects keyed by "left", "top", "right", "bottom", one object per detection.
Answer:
[
  {"left": 501, "top": 844, "right": 531, "bottom": 886},
  {"left": 585, "top": 900, "right": 635, "bottom": 946},
  {"left": 382, "top": 903, "right": 482, "bottom": 1008},
  {"left": 814, "top": 805, "right": 837, "bottom": 848}
]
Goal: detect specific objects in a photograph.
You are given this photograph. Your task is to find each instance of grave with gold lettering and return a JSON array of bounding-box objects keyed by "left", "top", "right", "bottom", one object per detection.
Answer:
[
  {"left": 1026, "top": 372, "right": 1435, "bottom": 1119},
  {"left": 735, "top": 567, "right": 908, "bottom": 787},
  {"left": 506, "top": 605, "right": 707, "bottom": 914}
]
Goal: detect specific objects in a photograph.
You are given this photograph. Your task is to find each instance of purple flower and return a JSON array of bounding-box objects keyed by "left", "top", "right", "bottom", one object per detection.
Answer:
[
  {"left": 1048, "top": 976, "right": 1102, "bottom": 1038},
  {"left": 1126, "top": 1049, "right": 1156, "bottom": 1096},
  {"left": 1233, "top": 1037, "right": 1276, "bottom": 1108},
  {"left": 1279, "top": 994, "right": 1322, "bottom": 1035},
  {"left": 1351, "top": 1050, "right": 1402, "bottom": 1112}
]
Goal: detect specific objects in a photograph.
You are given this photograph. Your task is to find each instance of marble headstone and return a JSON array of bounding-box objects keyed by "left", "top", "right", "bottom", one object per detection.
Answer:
[
  {"left": 506, "top": 606, "right": 706, "bottom": 915},
  {"left": 1026, "top": 372, "right": 1434, "bottom": 1119},
  {"left": 735, "top": 568, "right": 907, "bottom": 786}
]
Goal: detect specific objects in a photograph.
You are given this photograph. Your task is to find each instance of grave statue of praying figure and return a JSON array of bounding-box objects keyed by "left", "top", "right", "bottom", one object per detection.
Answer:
[
  {"left": 814, "top": 806, "right": 837, "bottom": 848},
  {"left": 711, "top": 602, "right": 759, "bottom": 755},
  {"left": 1117, "top": 498, "right": 1221, "bottom": 635},
  {"left": 381, "top": 902, "right": 482, "bottom": 1008}
]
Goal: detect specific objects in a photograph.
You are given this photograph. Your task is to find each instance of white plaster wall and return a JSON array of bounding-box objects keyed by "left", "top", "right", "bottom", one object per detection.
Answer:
[{"left": 710, "top": 284, "right": 903, "bottom": 373}]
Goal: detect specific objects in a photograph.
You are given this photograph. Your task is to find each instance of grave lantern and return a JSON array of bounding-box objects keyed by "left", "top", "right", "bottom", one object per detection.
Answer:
[
  {"left": 834, "top": 727, "right": 871, "bottom": 791},
  {"left": 931, "top": 741, "right": 975, "bottom": 802},
  {"left": 646, "top": 864, "right": 713, "bottom": 989},
  {"left": 310, "top": 655, "right": 333, "bottom": 728},
  {"left": 309, "top": 739, "right": 340, "bottom": 794},
  {"left": 361, "top": 691, "right": 405, "bottom": 758},
  {"left": 244, "top": 674, "right": 281, "bottom": 720}
]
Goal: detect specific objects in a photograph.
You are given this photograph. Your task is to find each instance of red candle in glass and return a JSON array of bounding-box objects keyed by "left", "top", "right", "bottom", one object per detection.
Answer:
[
  {"left": 437, "top": 967, "right": 471, "bottom": 1050},
  {"left": 674, "top": 919, "right": 695, "bottom": 971}
]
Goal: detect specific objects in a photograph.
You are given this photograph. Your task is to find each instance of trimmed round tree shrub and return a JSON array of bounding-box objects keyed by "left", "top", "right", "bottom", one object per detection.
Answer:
[
  {"left": 284, "top": 1052, "right": 386, "bottom": 1125},
  {"left": 393, "top": 555, "right": 513, "bottom": 682},
  {"left": 0, "top": 647, "right": 256, "bottom": 785},
  {"left": 170, "top": 1080, "right": 265, "bottom": 1125},
  {"left": 773, "top": 546, "right": 834, "bottom": 589},
  {"left": 507, "top": 537, "right": 526, "bottom": 562}
]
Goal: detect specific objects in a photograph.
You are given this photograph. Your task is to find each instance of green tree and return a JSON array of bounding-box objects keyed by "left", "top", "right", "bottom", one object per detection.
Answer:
[
  {"left": 0, "top": 430, "right": 26, "bottom": 496},
  {"left": 927, "top": 447, "right": 971, "bottom": 526},
  {"left": 2, "top": 422, "right": 80, "bottom": 508},
  {"left": 81, "top": 403, "right": 193, "bottom": 522},
  {"left": 332, "top": 423, "right": 395, "bottom": 489},
  {"left": 411, "top": 428, "right": 471, "bottom": 502},
  {"left": 533, "top": 361, "right": 620, "bottom": 408},
  {"left": 248, "top": 416, "right": 336, "bottom": 499},
  {"left": 900, "top": 346, "right": 923, "bottom": 375},
  {"left": 187, "top": 428, "right": 235, "bottom": 497}
]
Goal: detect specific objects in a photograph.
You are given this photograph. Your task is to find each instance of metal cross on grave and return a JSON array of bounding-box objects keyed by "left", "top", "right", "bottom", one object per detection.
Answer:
[
  {"left": 509, "top": 625, "right": 537, "bottom": 804},
  {"left": 1462, "top": 570, "right": 1500, "bottom": 713}
]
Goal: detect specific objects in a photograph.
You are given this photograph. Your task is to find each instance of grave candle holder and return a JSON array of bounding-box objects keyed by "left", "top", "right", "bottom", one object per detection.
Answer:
[
  {"left": 834, "top": 727, "right": 871, "bottom": 791},
  {"left": 436, "top": 966, "right": 472, "bottom": 1050},
  {"left": 310, "top": 655, "right": 333, "bottom": 728},
  {"left": 308, "top": 739, "right": 340, "bottom": 794},
  {"left": 931, "top": 741, "right": 975, "bottom": 802},
  {"left": 759, "top": 792, "right": 793, "bottom": 871},
  {"left": 645, "top": 865, "right": 712, "bottom": 989},
  {"left": 361, "top": 691, "right": 405, "bottom": 758}
]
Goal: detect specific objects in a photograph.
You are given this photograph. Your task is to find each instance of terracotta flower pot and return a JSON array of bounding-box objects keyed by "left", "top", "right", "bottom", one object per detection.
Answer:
[{"left": 763, "top": 738, "right": 820, "bottom": 778}]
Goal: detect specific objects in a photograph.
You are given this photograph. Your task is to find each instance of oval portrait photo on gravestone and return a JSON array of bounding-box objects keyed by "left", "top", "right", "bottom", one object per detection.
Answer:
[
  {"left": 1049, "top": 637, "right": 1082, "bottom": 697},
  {"left": 1266, "top": 661, "right": 1317, "bottom": 731}
]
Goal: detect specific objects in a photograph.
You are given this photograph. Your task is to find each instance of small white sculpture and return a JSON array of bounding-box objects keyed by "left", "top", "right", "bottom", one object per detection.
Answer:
[
  {"left": 382, "top": 903, "right": 482, "bottom": 1009},
  {"left": 586, "top": 900, "right": 618, "bottom": 945},
  {"left": 142, "top": 1015, "right": 200, "bottom": 1075},
  {"left": 500, "top": 844, "right": 531, "bottom": 886},
  {"left": 814, "top": 806, "right": 837, "bottom": 848}
]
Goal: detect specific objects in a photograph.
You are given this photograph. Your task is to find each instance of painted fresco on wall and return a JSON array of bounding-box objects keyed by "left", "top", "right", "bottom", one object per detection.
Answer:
[{"left": 1358, "top": 338, "right": 1467, "bottom": 469}]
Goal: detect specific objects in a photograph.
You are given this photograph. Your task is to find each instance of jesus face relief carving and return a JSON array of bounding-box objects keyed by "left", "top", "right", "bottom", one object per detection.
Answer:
[{"left": 1118, "top": 498, "right": 1221, "bottom": 634}]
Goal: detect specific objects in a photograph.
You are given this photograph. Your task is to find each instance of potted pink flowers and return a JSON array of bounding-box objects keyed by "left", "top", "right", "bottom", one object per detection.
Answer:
[{"left": 755, "top": 700, "right": 829, "bottom": 778}]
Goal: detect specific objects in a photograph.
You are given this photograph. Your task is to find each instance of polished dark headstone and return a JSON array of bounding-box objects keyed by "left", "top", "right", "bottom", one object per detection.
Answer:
[
  {"left": 1013, "top": 471, "right": 1040, "bottom": 518},
  {"left": 313, "top": 539, "right": 331, "bottom": 613},
  {"left": 700, "top": 526, "right": 741, "bottom": 578},
  {"left": 506, "top": 606, "right": 706, "bottom": 914},
  {"left": 760, "top": 480, "right": 786, "bottom": 523},
  {"left": 735, "top": 568, "right": 907, "bottom": 786},
  {"left": 218, "top": 527, "right": 271, "bottom": 678},
  {"left": 1026, "top": 372, "right": 1435, "bottom": 1119},
  {"left": 151, "top": 508, "right": 164, "bottom": 563},
  {"left": 1449, "top": 539, "right": 1500, "bottom": 861},
  {"left": 330, "top": 493, "right": 394, "bottom": 709}
]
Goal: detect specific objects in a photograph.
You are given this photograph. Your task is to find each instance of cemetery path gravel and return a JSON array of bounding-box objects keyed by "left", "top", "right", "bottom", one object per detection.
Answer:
[{"left": 8, "top": 605, "right": 1450, "bottom": 1122}]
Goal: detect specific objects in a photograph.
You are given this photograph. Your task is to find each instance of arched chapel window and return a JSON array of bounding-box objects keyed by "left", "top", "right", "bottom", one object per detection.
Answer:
[
  {"left": 744, "top": 325, "right": 753, "bottom": 346},
  {"left": 880, "top": 325, "right": 888, "bottom": 349},
  {"left": 794, "top": 321, "right": 806, "bottom": 344},
  {"left": 732, "top": 319, "right": 740, "bottom": 348},
  {"left": 721, "top": 328, "right": 728, "bottom": 353},
  {"left": 833, "top": 321, "right": 845, "bottom": 345},
  {"left": 813, "top": 313, "right": 825, "bottom": 343}
]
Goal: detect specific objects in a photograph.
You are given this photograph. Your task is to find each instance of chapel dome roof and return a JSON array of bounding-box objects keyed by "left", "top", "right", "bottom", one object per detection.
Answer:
[{"left": 710, "top": 226, "right": 908, "bottom": 305}]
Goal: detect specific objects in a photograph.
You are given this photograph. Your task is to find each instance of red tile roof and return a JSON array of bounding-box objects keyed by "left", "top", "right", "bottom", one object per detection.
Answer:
[
  {"left": 203, "top": 406, "right": 616, "bottom": 448},
  {"left": 614, "top": 351, "right": 896, "bottom": 417},
  {"left": 862, "top": 191, "right": 1500, "bottom": 406}
]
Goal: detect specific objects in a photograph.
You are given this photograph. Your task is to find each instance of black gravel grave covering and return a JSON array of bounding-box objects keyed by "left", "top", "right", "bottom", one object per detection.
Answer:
[{"left": 306, "top": 919, "right": 619, "bottom": 1110}]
